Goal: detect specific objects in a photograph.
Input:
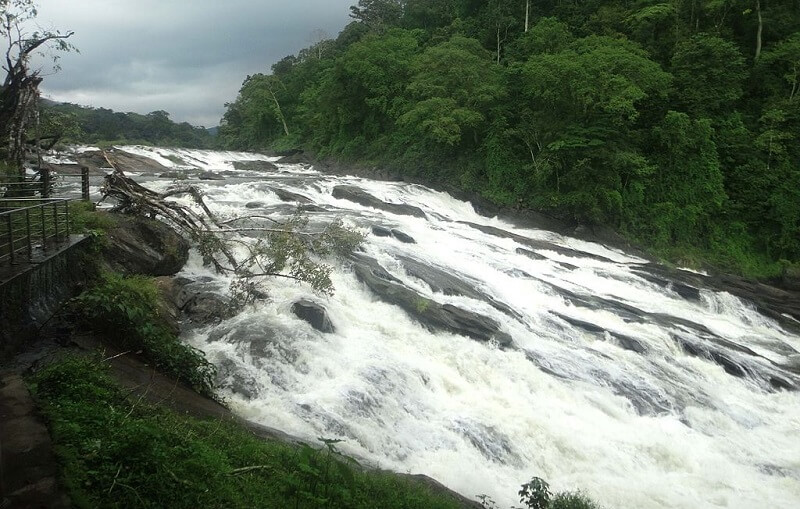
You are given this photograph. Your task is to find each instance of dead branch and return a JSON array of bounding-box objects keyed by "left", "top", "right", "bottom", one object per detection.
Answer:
[{"left": 99, "top": 155, "right": 365, "bottom": 294}]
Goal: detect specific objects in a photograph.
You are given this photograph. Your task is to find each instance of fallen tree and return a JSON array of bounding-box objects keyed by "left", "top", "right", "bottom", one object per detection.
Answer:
[{"left": 99, "top": 150, "right": 364, "bottom": 299}]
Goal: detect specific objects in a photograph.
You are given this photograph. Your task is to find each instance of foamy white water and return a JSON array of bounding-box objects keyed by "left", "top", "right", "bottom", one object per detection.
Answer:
[{"left": 128, "top": 147, "right": 800, "bottom": 508}]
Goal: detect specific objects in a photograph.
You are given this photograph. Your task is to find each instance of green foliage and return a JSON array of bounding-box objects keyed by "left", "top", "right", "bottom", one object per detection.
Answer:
[
  {"left": 670, "top": 34, "right": 747, "bottom": 116},
  {"left": 72, "top": 273, "right": 216, "bottom": 396},
  {"left": 68, "top": 201, "right": 116, "bottom": 234},
  {"left": 29, "top": 357, "right": 464, "bottom": 509},
  {"left": 513, "top": 477, "right": 602, "bottom": 509},
  {"left": 39, "top": 102, "right": 216, "bottom": 148},
  {"left": 218, "top": 0, "right": 800, "bottom": 277},
  {"left": 519, "top": 477, "right": 552, "bottom": 509}
]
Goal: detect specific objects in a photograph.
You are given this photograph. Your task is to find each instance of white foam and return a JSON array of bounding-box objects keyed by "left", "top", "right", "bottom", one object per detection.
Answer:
[{"left": 128, "top": 157, "right": 800, "bottom": 509}]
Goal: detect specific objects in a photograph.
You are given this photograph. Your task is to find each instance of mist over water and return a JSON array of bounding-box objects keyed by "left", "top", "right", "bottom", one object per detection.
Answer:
[{"left": 127, "top": 146, "right": 800, "bottom": 508}]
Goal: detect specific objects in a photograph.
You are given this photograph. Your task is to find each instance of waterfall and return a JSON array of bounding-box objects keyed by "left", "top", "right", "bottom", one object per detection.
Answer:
[{"left": 124, "top": 145, "right": 800, "bottom": 509}]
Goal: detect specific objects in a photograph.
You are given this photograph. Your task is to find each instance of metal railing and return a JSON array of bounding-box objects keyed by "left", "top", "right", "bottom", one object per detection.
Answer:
[
  {"left": 0, "top": 198, "right": 72, "bottom": 266},
  {"left": 0, "top": 167, "right": 91, "bottom": 201}
]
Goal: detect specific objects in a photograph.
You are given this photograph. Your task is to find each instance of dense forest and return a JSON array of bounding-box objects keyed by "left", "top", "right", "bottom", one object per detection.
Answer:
[
  {"left": 220, "top": 0, "right": 800, "bottom": 278},
  {"left": 39, "top": 101, "right": 217, "bottom": 148}
]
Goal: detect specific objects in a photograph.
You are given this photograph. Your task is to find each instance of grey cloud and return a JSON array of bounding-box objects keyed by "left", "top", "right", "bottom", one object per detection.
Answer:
[{"left": 31, "top": 0, "right": 355, "bottom": 126}]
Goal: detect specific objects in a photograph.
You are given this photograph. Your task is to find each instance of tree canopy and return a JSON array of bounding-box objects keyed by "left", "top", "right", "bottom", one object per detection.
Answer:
[{"left": 219, "top": 0, "right": 800, "bottom": 277}]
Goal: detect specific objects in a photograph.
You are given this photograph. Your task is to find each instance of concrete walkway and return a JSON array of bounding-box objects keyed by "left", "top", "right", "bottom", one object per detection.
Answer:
[{"left": 0, "top": 371, "right": 70, "bottom": 508}]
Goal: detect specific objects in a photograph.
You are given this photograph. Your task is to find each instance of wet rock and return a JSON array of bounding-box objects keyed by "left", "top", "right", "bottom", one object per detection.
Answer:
[
  {"left": 232, "top": 160, "right": 279, "bottom": 172},
  {"left": 332, "top": 185, "right": 426, "bottom": 218},
  {"left": 452, "top": 419, "right": 521, "bottom": 466},
  {"left": 153, "top": 277, "right": 183, "bottom": 335},
  {"left": 351, "top": 255, "right": 512, "bottom": 346},
  {"left": 398, "top": 255, "right": 523, "bottom": 321},
  {"left": 159, "top": 171, "right": 188, "bottom": 180},
  {"left": 275, "top": 148, "right": 303, "bottom": 157},
  {"left": 298, "top": 204, "right": 326, "bottom": 213},
  {"left": 104, "top": 149, "right": 170, "bottom": 174},
  {"left": 552, "top": 312, "right": 646, "bottom": 354},
  {"left": 460, "top": 221, "right": 613, "bottom": 262},
  {"left": 198, "top": 171, "right": 225, "bottom": 181},
  {"left": 104, "top": 214, "right": 189, "bottom": 276},
  {"left": 780, "top": 266, "right": 800, "bottom": 292},
  {"left": 182, "top": 291, "right": 233, "bottom": 324},
  {"left": 632, "top": 268, "right": 701, "bottom": 301},
  {"left": 158, "top": 277, "right": 236, "bottom": 325},
  {"left": 611, "top": 333, "right": 647, "bottom": 354},
  {"left": 391, "top": 229, "right": 416, "bottom": 244},
  {"left": 516, "top": 248, "right": 546, "bottom": 261},
  {"left": 553, "top": 312, "right": 606, "bottom": 334},
  {"left": 72, "top": 149, "right": 112, "bottom": 173},
  {"left": 216, "top": 358, "right": 258, "bottom": 400},
  {"left": 371, "top": 225, "right": 392, "bottom": 237},
  {"left": 269, "top": 187, "right": 311, "bottom": 203},
  {"left": 276, "top": 152, "right": 312, "bottom": 165},
  {"left": 291, "top": 300, "right": 335, "bottom": 333},
  {"left": 245, "top": 201, "right": 265, "bottom": 209},
  {"left": 635, "top": 263, "right": 800, "bottom": 332}
]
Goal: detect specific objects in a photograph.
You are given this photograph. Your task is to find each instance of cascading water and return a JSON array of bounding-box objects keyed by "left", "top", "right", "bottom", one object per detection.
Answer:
[{"left": 117, "top": 146, "right": 800, "bottom": 508}]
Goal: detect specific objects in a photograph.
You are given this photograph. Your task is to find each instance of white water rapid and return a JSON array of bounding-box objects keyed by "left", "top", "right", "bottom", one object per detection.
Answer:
[{"left": 113, "top": 147, "right": 800, "bottom": 508}]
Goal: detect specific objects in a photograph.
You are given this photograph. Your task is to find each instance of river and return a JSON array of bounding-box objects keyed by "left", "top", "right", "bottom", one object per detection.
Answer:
[{"left": 71, "top": 146, "right": 800, "bottom": 508}]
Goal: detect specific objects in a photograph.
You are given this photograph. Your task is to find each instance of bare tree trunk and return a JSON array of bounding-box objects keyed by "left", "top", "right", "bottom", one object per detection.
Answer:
[
  {"left": 497, "top": 26, "right": 502, "bottom": 64},
  {"left": 525, "top": 0, "right": 530, "bottom": 32},
  {"left": 266, "top": 82, "right": 290, "bottom": 137},
  {"left": 755, "top": 0, "right": 763, "bottom": 60}
]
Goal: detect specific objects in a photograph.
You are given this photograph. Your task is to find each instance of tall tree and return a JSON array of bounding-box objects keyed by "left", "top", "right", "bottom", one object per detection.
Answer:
[{"left": 1, "top": 0, "right": 74, "bottom": 176}]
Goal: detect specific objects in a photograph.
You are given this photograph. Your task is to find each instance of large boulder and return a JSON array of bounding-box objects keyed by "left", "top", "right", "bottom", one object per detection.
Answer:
[
  {"left": 103, "top": 214, "right": 189, "bottom": 276},
  {"left": 350, "top": 255, "right": 512, "bottom": 346},
  {"left": 781, "top": 265, "right": 800, "bottom": 292},
  {"left": 104, "top": 149, "right": 170, "bottom": 174},
  {"left": 291, "top": 300, "right": 335, "bottom": 333},
  {"left": 232, "top": 160, "right": 279, "bottom": 172},
  {"left": 156, "top": 276, "right": 234, "bottom": 326},
  {"left": 391, "top": 229, "right": 416, "bottom": 244},
  {"left": 332, "top": 186, "right": 426, "bottom": 218},
  {"left": 276, "top": 152, "right": 312, "bottom": 165},
  {"left": 269, "top": 187, "right": 312, "bottom": 203},
  {"left": 198, "top": 171, "right": 225, "bottom": 181}
]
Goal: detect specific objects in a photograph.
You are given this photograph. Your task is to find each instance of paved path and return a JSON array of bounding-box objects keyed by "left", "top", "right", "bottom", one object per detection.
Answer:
[{"left": 0, "top": 372, "right": 70, "bottom": 508}]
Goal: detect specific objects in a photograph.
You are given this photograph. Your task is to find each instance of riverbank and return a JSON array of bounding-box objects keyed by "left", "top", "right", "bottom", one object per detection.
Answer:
[
  {"left": 308, "top": 152, "right": 798, "bottom": 285},
  {"left": 4, "top": 201, "right": 591, "bottom": 508},
  {"left": 272, "top": 151, "right": 800, "bottom": 334},
  {"left": 18, "top": 148, "right": 800, "bottom": 507}
]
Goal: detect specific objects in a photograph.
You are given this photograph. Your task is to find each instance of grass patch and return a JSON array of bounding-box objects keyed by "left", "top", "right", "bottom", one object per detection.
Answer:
[
  {"left": 71, "top": 272, "right": 216, "bottom": 396},
  {"left": 29, "top": 357, "right": 466, "bottom": 509},
  {"left": 68, "top": 201, "right": 117, "bottom": 241}
]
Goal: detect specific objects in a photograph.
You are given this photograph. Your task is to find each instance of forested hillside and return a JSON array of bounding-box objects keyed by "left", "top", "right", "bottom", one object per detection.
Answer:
[
  {"left": 219, "top": 0, "right": 800, "bottom": 277},
  {"left": 40, "top": 102, "right": 217, "bottom": 148}
]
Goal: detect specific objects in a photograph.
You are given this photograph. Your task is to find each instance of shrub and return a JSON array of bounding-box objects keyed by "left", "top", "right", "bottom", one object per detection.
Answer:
[
  {"left": 28, "top": 357, "right": 464, "bottom": 509},
  {"left": 72, "top": 272, "right": 216, "bottom": 396}
]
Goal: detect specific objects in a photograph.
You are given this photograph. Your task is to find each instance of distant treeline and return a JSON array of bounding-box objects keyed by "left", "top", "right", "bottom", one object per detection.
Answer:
[
  {"left": 39, "top": 102, "right": 217, "bottom": 149},
  {"left": 220, "top": 0, "right": 800, "bottom": 278}
]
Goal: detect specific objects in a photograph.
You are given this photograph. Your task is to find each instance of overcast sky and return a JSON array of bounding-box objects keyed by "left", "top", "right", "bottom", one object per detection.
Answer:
[{"left": 31, "top": 0, "right": 355, "bottom": 127}]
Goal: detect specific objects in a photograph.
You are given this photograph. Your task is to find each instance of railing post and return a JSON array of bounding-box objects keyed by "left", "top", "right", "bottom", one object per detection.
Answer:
[
  {"left": 40, "top": 204, "right": 47, "bottom": 251},
  {"left": 40, "top": 167, "right": 51, "bottom": 198},
  {"left": 52, "top": 202, "right": 59, "bottom": 240},
  {"left": 64, "top": 200, "right": 71, "bottom": 237},
  {"left": 81, "top": 166, "right": 90, "bottom": 201},
  {"left": 6, "top": 214, "right": 14, "bottom": 264},
  {"left": 25, "top": 208, "right": 32, "bottom": 259}
]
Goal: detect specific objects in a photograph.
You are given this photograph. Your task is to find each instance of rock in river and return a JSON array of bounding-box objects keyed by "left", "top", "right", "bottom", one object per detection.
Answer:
[
  {"left": 292, "top": 300, "right": 335, "bottom": 333},
  {"left": 333, "top": 185, "right": 426, "bottom": 218},
  {"left": 350, "top": 254, "right": 512, "bottom": 346}
]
